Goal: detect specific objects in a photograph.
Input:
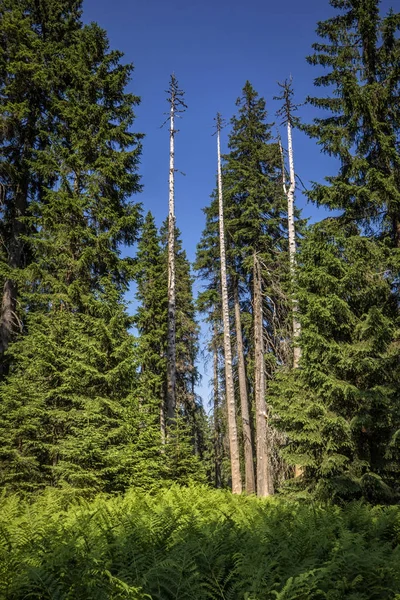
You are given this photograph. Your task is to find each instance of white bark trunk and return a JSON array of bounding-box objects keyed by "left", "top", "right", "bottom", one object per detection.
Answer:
[
  {"left": 280, "top": 115, "right": 303, "bottom": 479},
  {"left": 254, "top": 253, "right": 274, "bottom": 497},
  {"left": 213, "top": 324, "right": 221, "bottom": 488},
  {"left": 280, "top": 130, "right": 301, "bottom": 370},
  {"left": 167, "top": 100, "right": 176, "bottom": 422},
  {"left": 217, "top": 118, "right": 242, "bottom": 494},
  {"left": 233, "top": 282, "right": 255, "bottom": 494},
  {"left": 286, "top": 120, "right": 301, "bottom": 370}
]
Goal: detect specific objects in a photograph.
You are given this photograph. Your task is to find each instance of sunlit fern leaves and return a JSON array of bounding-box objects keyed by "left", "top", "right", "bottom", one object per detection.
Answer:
[{"left": 1, "top": 485, "right": 400, "bottom": 599}]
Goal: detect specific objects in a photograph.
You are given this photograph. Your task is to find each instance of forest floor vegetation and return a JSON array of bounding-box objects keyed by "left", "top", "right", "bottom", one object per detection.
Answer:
[{"left": 1, "top": 484, "right": 400, "bottom": 599}]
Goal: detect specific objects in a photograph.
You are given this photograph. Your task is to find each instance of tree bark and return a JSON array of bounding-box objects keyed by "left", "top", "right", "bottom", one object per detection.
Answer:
[
  {"left": 0, "top": 280, "right": 17, "bottom": 372},
  {"left": 253, "top": 252, "right": 274, "bottom": 497},
  {"left": 286, "top": 120, "right": 301, "bottom": 370},
  {"left": 233, "top": 281, "right": 255, "bottom": 494},
  {"left": 166, "top": 96, "right": 176, "bottom": 423},
  {"left": 280, "top": 126, "right": 303, "bottom": 479},
  {"left": 213, "top": 324, "right": 222, "bottom": 488},
  {"left": 216, "top": 114, "right": 242, "bottom": 494},
  {"left": 0, "top": 185, "right": 27, "bottom": 377}
]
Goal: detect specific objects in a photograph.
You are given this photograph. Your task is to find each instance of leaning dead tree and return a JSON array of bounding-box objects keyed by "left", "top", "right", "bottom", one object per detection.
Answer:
[
  {"left": 215, "top": 113, "right": 242, "bottom": 494},
  {"left": 165, "top": 74, "right": 187, "bottom": 425},
  {"left": 276, "top": 78, "right": 301, "bottom": 369}
]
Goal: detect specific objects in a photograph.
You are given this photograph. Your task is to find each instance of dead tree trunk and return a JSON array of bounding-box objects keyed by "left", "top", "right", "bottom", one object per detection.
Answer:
[
  {"left": 286, "top": 119, "right": 301, "bottom": 369},
  {"left": 253, "top": 252, "right": 274, "bottom": 497},
  {"left": 213, "top": 323, "right": 222, "bottom": 488},
  {"left": 277, "top": 78, "right": 302, "bottom": 478},
  {"left": 216, "top": 113, "right": 242, "bottom": 494},
  {"left": 165, "top": 75, "right": 186, "bottom": 424},
  {"left": 277, "top": 78, "right": 301, "bottom": 369},
  {"left": 233, "top": 281, "right": 255, "bottom": 494}
]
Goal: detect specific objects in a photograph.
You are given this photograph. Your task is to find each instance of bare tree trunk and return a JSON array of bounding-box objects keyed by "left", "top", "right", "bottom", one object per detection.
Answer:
[
  {"left": 216, "top": 114, "right": 242, "bottom": 494},
  {"left": 277, "top": 80, "right": 301, "bottom": 370},
  {"left": 233, "top": 281, "right": 255, "bottom": 494},
  {"left": 213, "top": 324, "right": 222, "bottom": 488},
  {"left": 286, "top": 119, "right": 301, "bottom": 370},
  {"left": 253, "top": 252, "right": 274, "bottom": 497},
  {"left": 166, "top": 94, "right": 176, "bottom": 423},
  {"left": 280, "top": 122, "right": 303, "bottom": 479}
]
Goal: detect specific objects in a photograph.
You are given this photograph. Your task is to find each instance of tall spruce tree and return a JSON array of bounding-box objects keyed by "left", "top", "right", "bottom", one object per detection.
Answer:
[
  {"left": 0, "top": 16, "right": 143, "bottom": 493},
  {"left": 134, "top": 212, "right": 167, "bottom": 442},
  {"left": 160, "top": 220, "right": 202, "bottom": 436},
  {"left": 134, "top": 213, "right": 206, "bottom": 486},
  {"left": 271, "top": 220, "right": 400, "bottom": 503},
  {"left": 223, "top": 82, "right": 290, "bottom": 496},
  {"left": 160, "top": 219, "right": 206, "bottom": 485},
  {"left": 0, "top": 0, "right": 82, "bottom": 375},
  {"left": 306, "top": 0, "right": 400, "bottom": 245}
]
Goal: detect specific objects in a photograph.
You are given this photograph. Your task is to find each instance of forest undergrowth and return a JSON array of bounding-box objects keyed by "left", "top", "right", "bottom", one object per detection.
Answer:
[{"left": 1, "top": 484, "right": 400, "bottom": 600}]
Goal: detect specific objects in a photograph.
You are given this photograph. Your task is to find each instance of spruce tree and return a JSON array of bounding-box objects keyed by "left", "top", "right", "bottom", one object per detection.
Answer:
[
  {"left": 160, "top": 220, "right": 201, "bottom": 431},
  {"left": 0, "top": 16, "right": 143, "bottom": 493},
  {"left": 134, "top": 214, "right": 206, "bottom": 487},
  {"left": 0, "top": 0, "right": 82, "bottom": 375},
  {"left": 161, "top": 219, "right": 206, "bottom": 486},
  {"left": 271, "top": 220, "right": 400, "bottom": 502},
  {"left": 0, "top": 299, "right": 137, "bottom": 493},
  {"left": 306, "top": 0, "right": 400, "bottom": 245},
  {"left": 134, "top": 212, "right": 168, "bottom": 442},
  {"left": 223, "top": 82, "right": 290, "bottom": 496}
]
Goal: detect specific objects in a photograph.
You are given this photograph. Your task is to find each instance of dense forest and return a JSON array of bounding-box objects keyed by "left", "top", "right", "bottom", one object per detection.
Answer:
[{"left": 1, "top": 0, "right": 400, "bottom": 597}]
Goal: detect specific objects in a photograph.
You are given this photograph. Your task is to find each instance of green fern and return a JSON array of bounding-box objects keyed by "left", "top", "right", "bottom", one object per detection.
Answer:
[{"left": 1, "top": 486, "right": 400, "bottom": 599}]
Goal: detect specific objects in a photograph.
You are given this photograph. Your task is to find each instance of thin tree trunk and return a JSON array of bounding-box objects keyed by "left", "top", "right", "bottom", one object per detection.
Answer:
[
  {"left": 286, "top": 120, "right": 301, "bottom": 369},
  {"left": 216, "top": 114, "right": 242, "bottom": 494},
  {"left": 0, "top": 186, "right": 26, "bottom": 377},
  {"left": 166, "top": 94, "right": 176, "bottom": 423},
  {"left": 213, "top": 324, "right": 221, "bottom": 488},
  {"left": 160, "top": 399, "right": 166, "bottom": 445},
  {"left": 280, "top": 122, "right": 303, "bottom": 479},
  {"left": 233, "top": 281, "right": 255, "bottom": 494},
  {"left": 253, "top": 252, "right": 274, "bottom": 497},
  {"left": 0, "top": 280, "right": 17, "bottom": 371}
]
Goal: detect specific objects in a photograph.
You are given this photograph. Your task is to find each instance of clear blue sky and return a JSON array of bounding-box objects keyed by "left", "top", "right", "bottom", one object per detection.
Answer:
[{"left": 82, "top": 0, "right": 395, "bottom": 405}]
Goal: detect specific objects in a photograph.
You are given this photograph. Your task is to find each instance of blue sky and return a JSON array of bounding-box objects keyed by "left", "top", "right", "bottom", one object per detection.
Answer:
[{"left": 82, "top": 0, "right": 395, "bottom": 404}]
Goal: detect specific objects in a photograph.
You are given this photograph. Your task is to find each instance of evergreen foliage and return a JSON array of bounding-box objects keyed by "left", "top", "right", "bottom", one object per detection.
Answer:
[
  {"left": 271, "top": 220, "right": 400, "bottom": 502},
  {"left": 3, "top": 0, "right": 400, "bottom": 584},
  {"left": 134, "top": 213, "right": 207, "bottom": 487},
  {"left": 305, "top": 0, "right": 400, "bottom": 245},
  {"left": 0, "top": 302, "right": 137, "bottom": 494},
  {"left": 222, "top": 80, "right": 292, "bottom": 381},
  {"left": 195, "top": 195, "right": 228, "bottom": 487},
  {"left": 159, "top": 219, "right": 202, "bottom": 434},
  {"left": 134, "top": 211, "right": 167, "bottom": 461},
  {"left": 0, "top": 3, "right": 143, "bottom": 494},
  {"left": 0, "top": 0, "right": 83, "bottom": 373}
]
